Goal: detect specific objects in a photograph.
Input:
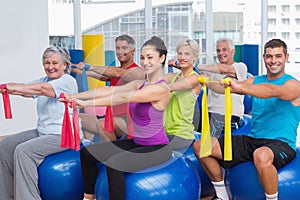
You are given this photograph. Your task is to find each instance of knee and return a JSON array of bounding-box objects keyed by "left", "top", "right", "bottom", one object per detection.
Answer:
[
  {"left": 98, "top": 118, "right": 105, "bottom": 129},
  {"left": 14, "top": 143, "right": 31, "bottom": 159},
  {"left": 253, "top": 147, "right": 274, "bottom": 168}
]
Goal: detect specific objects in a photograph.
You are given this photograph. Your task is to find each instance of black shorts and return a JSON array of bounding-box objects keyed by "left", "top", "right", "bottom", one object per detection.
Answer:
[{"left": 217, "top": 135, "right": 296, "bottom": 169}]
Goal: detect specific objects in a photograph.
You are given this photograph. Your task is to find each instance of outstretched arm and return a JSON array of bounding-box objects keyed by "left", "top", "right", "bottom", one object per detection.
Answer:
[
  {"left": 65, "top": 80, "right": 140, "bottom": 101},
  {"left": 229, "top": 78, "right": 300, "bottom": 106},
  {"left": 72, "top": 62, "right": 145, "bottom": 82},
  {"left": 165, "top": 73, "right": 201, "bottom": 95},
  {"left": 70, "top": 82, "right": 170, "bottom": 110},
  {"left": 198, "top": 63, "right": 237, "bottom": 77},
  {"left": 2, "top": 82, "right": 55, "bottom": 98},
  {"left": 71, "top": 67, "right": 110, "bottom": 81}
]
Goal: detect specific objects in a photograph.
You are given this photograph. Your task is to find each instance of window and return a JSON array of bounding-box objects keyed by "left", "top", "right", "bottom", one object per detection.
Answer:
[
  {"left": 268, "top": 5, "right": 276, "bottom": 13},
  {"left": 295, "top": 18, "right": 300, "bottom": 25},
  {"left": 296, "top": 32, "right": 300, "bottom": 39},
  {"left": 296, "top": 5, "right": 300, "bottom": 13},
  {"left": 281, "top": 32, "right": 290, "bottom": 40},
  {"left": 281, "top": 18, "right": 290, "bottom": 25},
  {"left": 268, "top": 19, "right": 276, "bottom": 26},
  {"left": 103, "top": 23, "right": 111, "bottom": 32},
  {"left": 281, "top": 5, "right": 290, "bottom": 13},
  {"left": 268, "top": 32, "right": 276, "bottom": 39},
  {"left": 111, "top": 20, "right": 119, "bottom": 31}
]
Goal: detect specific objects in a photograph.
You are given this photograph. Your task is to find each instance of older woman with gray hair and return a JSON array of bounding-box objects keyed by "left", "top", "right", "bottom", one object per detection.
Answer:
[{"left": 0, "top": 46, "right": 81, "bottom": 200}]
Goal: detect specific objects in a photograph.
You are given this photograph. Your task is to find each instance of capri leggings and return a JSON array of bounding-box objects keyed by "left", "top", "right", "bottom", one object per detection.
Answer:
[{"left": 80, "top": 138, "right": 172, "bottom": 200}]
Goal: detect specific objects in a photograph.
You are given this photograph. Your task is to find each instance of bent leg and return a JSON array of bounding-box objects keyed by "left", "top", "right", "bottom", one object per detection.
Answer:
[
  {"left": 81, "top": 139, "right": 136, "bottom": 197},
  {"left": 167, "top": 134, "right": 194, "bottom": 150},
  {"left": 0, "top": 129, "right": 38, "bottom": 200},
  {"left": 106, "top": 144, "right": 172, "bottom": 200},
  {"left": 98, "top": 117, "right": 127, "bottom": 142},
  {"left": 193, "top": 138, "right": 224, "bottom": 181},
  {"left": 14, "top": 134, "right": 63, "bottom": 200},
  {"left": 253, "top": 147, "right": 277, "bottom": 195},
  {"left": 79, "top": 113, "right": 101, "bottom": 140}
]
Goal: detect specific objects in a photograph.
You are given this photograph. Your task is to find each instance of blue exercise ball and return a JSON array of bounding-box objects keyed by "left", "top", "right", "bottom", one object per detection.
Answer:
[
  {"left": 95, "top": 152, "right": 201, "bottom": 200},
  {"left": 225, "top": 148, "right": 300, "bottom": 200},
  {"left": 180, "top": 145, "right": 215, "bottom": 198},
  {"left": 219, "top": 114, "right": 251, "bottom": 137},
  {"left": 243, "top": 94, "right": 252, "bottom": 115},
  {"left": 231, "top": 114, "right": 251, "bottom": 136},
  {"left": 243, "top": 73, "right": 253, "bottom": 115},
  {"left": 38, "top": 142, "right": 91, "bottom": 200},
  {"left": 187, "top": 114, "right": 252, "bottom": 197}
]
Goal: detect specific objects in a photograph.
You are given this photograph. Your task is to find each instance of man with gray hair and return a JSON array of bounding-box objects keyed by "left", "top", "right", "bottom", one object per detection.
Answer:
[{"left": 193, "top": 37, "right": 247, "bottom": 200}]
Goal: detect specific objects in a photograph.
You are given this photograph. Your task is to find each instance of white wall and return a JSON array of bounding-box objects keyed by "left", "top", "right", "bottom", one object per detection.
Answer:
[{"left": 0, "top": 1, "right": 49, "bottom": 135}]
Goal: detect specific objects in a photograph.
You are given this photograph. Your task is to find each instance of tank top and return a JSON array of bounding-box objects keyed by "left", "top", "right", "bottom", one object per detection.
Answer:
[
  {"left": 250, "top": 74, "right": 300, "bottom": 150},
  {"left": 130, "top": 80, "right": 169, "bottom": 146},
  {"left": 164, "top": 71, "right": 198, "bottom": 140}
]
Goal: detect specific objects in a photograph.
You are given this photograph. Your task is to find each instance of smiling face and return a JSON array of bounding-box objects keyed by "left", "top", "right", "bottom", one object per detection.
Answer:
[
  {"left": 177, "top": 45, "right": 197, "bottom": 70},
  {"left": 263, "top": 46, "right": 289, "bottom": 79},
  {"left": 43, "top": 52, "right": 66, "bottom": 80},
  {"left": 115, "top": 40, "right": 135, "bottom": 65},
  {"left": 140, "top": 45, "right": 165, "bottom": 75},
  {"left": 216, "top": 40, "right": 235, "bottom": 65}
]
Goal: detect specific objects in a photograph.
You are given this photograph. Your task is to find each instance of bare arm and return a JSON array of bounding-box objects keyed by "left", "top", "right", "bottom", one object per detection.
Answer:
[
  {"left": 229, "top": 78, "right": 300, "bottom": 106},
  {"left": 4, "top": 82, "right": 56, "bottom": 98},
  {"left": 74, "top": 82, "right": 170, "bottom": 110},
  {"left": 71, "top": 67, "right": 109, "bottom": 81},
  {"left": 165, "top": 73, "right": 201, "bottom": 95},
  {"left": 72, "top": 62, "right": 144, "bottom": 82},
  {"left": 65, "top": 80, "right": 141, "bottom": 101},
  {"left": 90, "top": 65, "right": 145, "bottom": 82},
  {"left": 198, "top": 63, "right": 237, "bottom": 77}
]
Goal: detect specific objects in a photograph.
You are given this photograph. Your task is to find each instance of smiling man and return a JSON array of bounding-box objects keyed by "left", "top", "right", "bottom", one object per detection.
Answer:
[
  {"left": 194, "top": 37, "right": 248, "bottom": 136},
  {"left": 194, "top": 38, "right": 300, "bottom": 200},
  {"left": 72, "top": 34, "right": 144, "bottom": 142}
]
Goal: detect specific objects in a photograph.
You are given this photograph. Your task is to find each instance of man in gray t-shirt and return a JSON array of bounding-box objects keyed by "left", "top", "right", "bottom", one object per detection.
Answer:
[{"left": 196, "top": 37, "right": 247, "bottom": 136}]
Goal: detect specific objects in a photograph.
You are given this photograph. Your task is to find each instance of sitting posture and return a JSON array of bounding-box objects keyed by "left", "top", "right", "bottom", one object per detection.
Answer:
[{"left": 193, "top": 39, "right": 300, "bottom": 200}]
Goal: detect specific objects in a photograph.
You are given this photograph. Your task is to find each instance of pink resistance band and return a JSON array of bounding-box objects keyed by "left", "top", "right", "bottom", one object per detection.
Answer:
[
  {"left": 0, "top": 84, "right": 12, "bottom": 119},
  {"left": 59, "top": 93, "right": 80, "bottom": 151}
]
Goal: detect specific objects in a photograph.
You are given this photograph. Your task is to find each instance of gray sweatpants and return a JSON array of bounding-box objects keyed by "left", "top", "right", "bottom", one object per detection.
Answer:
[{"left": 0, "top": 129, "right": 65, "bottom": 200}]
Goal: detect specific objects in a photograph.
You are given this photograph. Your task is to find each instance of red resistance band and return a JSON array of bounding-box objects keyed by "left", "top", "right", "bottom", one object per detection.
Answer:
[
  {"left": 59, "top": 93, "right": 80, "bottom": 151},
  {"left": 0, "top": 84, "right": 12, "bottom": 119}
]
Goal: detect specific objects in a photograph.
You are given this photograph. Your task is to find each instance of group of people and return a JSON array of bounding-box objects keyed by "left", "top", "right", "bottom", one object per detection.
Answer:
[{"left": 0, "top": 35, "right": 299, "bottom": 200}]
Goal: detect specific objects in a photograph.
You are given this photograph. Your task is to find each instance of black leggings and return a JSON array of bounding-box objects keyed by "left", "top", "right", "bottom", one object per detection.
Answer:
[{"left": 80, "top": 139, "right": 172, "bottom": 200}]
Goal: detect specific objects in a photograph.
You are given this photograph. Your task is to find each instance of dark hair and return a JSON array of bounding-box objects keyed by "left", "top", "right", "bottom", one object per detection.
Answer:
[
  {"left": 264, "top": 39, "right": 288, "bottom": 56},
  {"left": 142, "top": 36, "right": 168, "bottom": 65},
  {"left": 115, "top": 34, "right": 136, "bottom": 50}
]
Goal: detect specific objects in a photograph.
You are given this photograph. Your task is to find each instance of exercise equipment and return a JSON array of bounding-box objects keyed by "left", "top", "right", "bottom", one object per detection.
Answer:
[
  {"left": 181, "top": 115, "right": 251, "bottom": 198},
  {"left": 38, "top": 142, "right": 90, "bottom": 200},
  {"left": 225, "top": 148, "right": 300, "bottom": 200},
  {"left": 69, "top": 49, "right": 89, "bottom": 93},
  {"left": 180, "top": 143, "right": 215, "bottom": 198},
  {"left": 197, "top": 77, "right": 233, "bottom": 160},
  {"left": 0, "top": 84, "right": 12, "bottom": 119},
  {"left": 94, "top": 152, "right": 201, "bottom": 200}
]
